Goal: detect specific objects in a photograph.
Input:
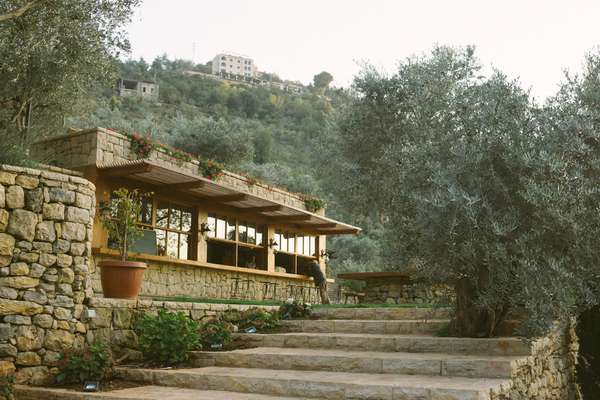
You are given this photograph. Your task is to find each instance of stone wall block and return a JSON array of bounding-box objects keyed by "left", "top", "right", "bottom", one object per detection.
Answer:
[
  {"left": 35, "top": 221, "right": 56, "bottom": 242},
  {"left": 65, "top": 207, "right": 90, "bottom": 224},
  {"left": 16, "top": 325, "right": 44, "bottom": 351},
  {"left": 7, "top": 209, "right": 36, "bottom": 241},
  {"left": 61, "top": 222, "right": 85, "bottom": 241},
  {"left": 15, "top": 176, "right": 39, "bottom": 190},
  {"left": 44, "top": 329, "right": 74, "bottom": 352},
  {"left": 0, "top": 209, "right": 8, "bottom": 232},
  {"left": 5, "top": 186, "right": 24, "bottom": 209},
  {"left": 25, "top": 188, "right": 43, "bottom": 213},
  {"left": 0, "top": 233, "right": 15, "bottom": 268},
  {"left": 0, "top": 172, "right": 16, "bottom": 186},
  {"left": 48, "top": 188, "right": 75, "bottom": 204},
  {"left": 42, "top": 203, "right": 64, "bottom": 221},
  {"left": 9, "top": 262, "right": 28, "bottom": 276},
  {"left": 0, "top": 185, "right": 4, "bottom": 208},
  {"left": 0, "top": 276, "right": 39, "bottom": 289}
]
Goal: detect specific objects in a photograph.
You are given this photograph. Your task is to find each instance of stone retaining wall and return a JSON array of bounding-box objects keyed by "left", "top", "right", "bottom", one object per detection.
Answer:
[
  {"left": 85, "top": 297, "right": 279, "bottom": 361},
  {"left": 91, "top": 253, "right": 320, "bottom": 303},
  {"left": 0, "top": 164, "right": 96, "bottom": 385},
  {"left": 491, "top": 321, "right": 581, "bottom": 400},
  {"left": 361, "top": 278, "right": 451, "bottom": 304}
]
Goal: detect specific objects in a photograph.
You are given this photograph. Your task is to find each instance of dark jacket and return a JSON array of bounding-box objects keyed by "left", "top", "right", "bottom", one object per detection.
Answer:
[{"left": 306, "top": 261, "right": 326, "bottom": 285}]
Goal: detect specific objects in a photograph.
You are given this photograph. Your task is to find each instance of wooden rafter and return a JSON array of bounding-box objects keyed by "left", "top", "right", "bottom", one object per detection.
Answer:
[
  {"left": 163, "top": 181, "right": 205, "bottom": 191},
  {"left": 242, "top": 205, "right": 283, "bottom": 213},
  {"left": 206, "top": 193, "right": 248, "bottom": 203},
  {"left": 101, "top": 163, "right": 154, "bottom": 177},
  {"left": 269, "top": 214, "right": 312, "bottom": 222}
]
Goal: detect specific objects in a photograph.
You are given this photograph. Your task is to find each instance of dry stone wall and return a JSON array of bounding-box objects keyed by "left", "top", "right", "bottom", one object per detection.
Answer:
[{"left": 0, "top": 165, "right": 95, "bottom": 385}]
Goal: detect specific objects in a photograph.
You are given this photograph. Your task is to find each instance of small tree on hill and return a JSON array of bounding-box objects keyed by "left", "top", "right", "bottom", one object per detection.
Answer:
[{"left": 313, "top": 71, "right": 334, "bottom": 90}]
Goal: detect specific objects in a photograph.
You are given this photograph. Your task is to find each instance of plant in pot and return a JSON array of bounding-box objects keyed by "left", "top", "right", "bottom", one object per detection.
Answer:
[{"left": 98, "top": 188, "right": 149, "bottom": 299}]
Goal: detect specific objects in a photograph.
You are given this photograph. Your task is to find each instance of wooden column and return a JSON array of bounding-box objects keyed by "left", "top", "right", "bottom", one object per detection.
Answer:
[
  {"left": 318, "top": 234, "right": 327, "bottom": 272},
  {"left": 266, "top": 226, "right": 276, "bottom": 273},
  {"left": 196, "top": 209, "right": 208, "bottom": 263}
]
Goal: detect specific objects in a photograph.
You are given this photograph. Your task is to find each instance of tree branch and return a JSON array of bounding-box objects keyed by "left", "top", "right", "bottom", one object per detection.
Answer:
[{"left": 0, "top": 0, "right": 40, "bottom": 23}]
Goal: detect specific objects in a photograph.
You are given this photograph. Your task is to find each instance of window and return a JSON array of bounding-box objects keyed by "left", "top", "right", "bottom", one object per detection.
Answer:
[
  {"left": 155, "top": 202, "right": 192, "bottom": 259},
  {"left": 274, "top": 231, "right": 318, "bottom": 257}
]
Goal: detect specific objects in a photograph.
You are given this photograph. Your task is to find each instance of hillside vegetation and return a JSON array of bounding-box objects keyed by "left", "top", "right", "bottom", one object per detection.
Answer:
[{"left": 67, "top": 56, "right": 384, "bottom": 276}]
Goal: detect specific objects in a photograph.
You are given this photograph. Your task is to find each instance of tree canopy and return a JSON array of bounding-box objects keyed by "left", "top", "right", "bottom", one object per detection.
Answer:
[
  {"left": 313, "top": 71, "right": 334, "bottom": 89},
  {"left": 335, "top": 46, "right": 600, "bottom": 337}
]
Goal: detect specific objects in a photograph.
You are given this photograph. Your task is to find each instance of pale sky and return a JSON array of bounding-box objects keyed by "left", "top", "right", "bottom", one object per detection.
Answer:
[{"left": 126, "top": 0, "right": 600, "bottom": 101}]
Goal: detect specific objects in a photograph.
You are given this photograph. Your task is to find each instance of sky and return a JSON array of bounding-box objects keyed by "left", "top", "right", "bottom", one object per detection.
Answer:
[{"left": 126, "top": 0, "right": 600, "bottom": 101}]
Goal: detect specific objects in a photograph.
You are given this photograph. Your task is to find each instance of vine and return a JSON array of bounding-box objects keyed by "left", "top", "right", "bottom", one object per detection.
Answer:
[{"left": 304, "top": 197, "right": 327, "bottom": 212}]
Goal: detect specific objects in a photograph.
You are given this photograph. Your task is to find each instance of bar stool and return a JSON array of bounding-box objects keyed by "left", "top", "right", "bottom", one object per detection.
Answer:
[
  {"left": 240, "top": 278, "right": 254, "bottom": 300},
  {"left": 229, "top": 277, "right": 242, "bottom": 299},
  {"left": 261, "top": 281, "right": 278, "bottom": 300}
]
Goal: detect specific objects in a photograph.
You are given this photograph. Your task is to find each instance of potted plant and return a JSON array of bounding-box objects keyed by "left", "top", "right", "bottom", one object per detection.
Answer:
[{"left": 98, "top": 188, "right": 148, "bottom": 299}]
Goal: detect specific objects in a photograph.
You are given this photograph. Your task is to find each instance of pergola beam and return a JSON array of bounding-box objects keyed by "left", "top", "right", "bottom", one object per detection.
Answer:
[
  {"left": 242, "top": 205, "right": 283, "bottom": 213},
  {"left": 269, "top": 214, "right": 312, "bottom": 222},
  {"left": 101, "top": 164, "right": 154, "bottom": 177},
  {"left": 207, "top": 193, "right": 248, "bottom": 203},
  {"left": 163, "top": 181, "right": 206, "bottom": 191}
]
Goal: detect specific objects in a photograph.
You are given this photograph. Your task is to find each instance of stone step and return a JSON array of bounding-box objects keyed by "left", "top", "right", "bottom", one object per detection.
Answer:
[
  {"left": 116, "top": 366, "right": 510, "bottom": 400},
  {"left": 281, "top": 319, "right": 449, "bottom": 335},
  {"left": 15, "top": 385, "right": 317, "bottom": 400},
  {"left": 234, "top": 332, "right": 531, "bottom": 356},
  {"left": 189, "top": 347, "right": 519, "bottom": 379},
  {"left": 310, "top": 307, "right": 451, "bottom": 321}
]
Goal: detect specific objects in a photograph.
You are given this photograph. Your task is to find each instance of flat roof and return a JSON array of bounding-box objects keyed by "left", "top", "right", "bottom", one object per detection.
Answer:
[{"left": 97, "top": 159, "right": 361, "bottom": 236}]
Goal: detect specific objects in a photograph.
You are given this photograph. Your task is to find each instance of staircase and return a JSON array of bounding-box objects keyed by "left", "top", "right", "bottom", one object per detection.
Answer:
[{"left": 112, "top": 307, "right": 528, "bottom": 400}]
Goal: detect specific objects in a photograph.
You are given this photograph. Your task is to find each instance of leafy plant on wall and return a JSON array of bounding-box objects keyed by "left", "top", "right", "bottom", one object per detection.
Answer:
[
  {"left": 198, "top": 158, "right": 225, "bottom": 181},
  {"left": 130, "top": 132, "right": 153, "bottom": 158},
  {"left": 304, "top": 197, "right": 326, "bottom": 213}
]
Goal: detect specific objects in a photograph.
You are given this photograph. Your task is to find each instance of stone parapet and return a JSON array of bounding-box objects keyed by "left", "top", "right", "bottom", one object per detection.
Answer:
[{"left": 0, "top": 164, "right": 96, "bottom": 385}]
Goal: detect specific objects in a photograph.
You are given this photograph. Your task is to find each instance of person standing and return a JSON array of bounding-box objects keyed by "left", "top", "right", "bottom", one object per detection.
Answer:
[{"left": 306, "top": 260, "right": 330, "bottom": 304}]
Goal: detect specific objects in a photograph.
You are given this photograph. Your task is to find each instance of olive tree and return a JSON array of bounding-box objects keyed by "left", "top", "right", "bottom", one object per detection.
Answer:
[{"left": 336, "top": 46, "right": 600, "bottom": 337}]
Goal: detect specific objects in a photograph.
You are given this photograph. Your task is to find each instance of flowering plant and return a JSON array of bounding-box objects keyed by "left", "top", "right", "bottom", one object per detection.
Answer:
[
  {"left": 130, "top": 132, "right": 153, "bottom": 158},
  {"left": 198, "top": 158, "right": 225, "bottom": 180},
  {"left": 304, "top": 197, "right": 327, "bottom": 213}
]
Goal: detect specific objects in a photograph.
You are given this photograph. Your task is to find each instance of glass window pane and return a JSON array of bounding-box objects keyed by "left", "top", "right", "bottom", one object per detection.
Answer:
[
  {"left": 156, "top": 229, "right": 166, "bottom": 256},
  {"left": 169, "top": 207, "right": 181, "bottom": 230},
  {"left": 303, "top": 236, "right": 310, "bottom": 256},
  {"left": 179, "top": 234, "right": 189, "bottom": 260},
  {"left": 167, "top": 231, "right": 178, "bottom": 257},
  {"left": 281, "top": 232, "right": 288, "bottom": 252},
  {"left": 139, "top": 197, "right": 153, "bottom": 224},
  {"left": 297, "top": 236, "right": 303, "bottom": 255},
  {"left": 247, "top": 224, "right": 256, "bottom": 245},
  {"left": 207, "top": 214, "right": 216, "bottom": 238},
  {"left": 227, "top": 219, "right": 236, "bottom": 241},
  {"left": 310, "top": 236, "right": 316, "bottom": 257},
  {"left": 286, "top": 233, "right": 295, "bottom": 253},
  {"left": 216, "top": 217, "right": 226, "bottom": 239},
  {"left": 181, "top": 208, "right": 192, "bottom": 232},
  {"left": 239, "top": 222, "right": 247, "bottom": 243},
  {"left": 156, "top": 202, "right": 169, "bottom": 228},
  {"left": 256, "top": 225, "right": 265, "bottom": 246}
]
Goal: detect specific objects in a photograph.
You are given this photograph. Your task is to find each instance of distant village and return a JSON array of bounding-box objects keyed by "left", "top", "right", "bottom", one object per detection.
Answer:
[{"left": 116, "top": 52, "right": 306, "bottom": 100}]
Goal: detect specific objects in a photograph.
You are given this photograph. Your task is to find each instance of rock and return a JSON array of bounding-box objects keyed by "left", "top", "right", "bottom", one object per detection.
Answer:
[
  {"left": 7, "top": 209, "right": 37, "bottom": 241},
  {"left": 55, "top": 320, "right": 70, "bottom": 330},
  {"left": 48, "top": 188, "right": 75, "bottom": 204},
  {"left": 44, "top": 329, "right": 74, "bottom": 352},
  {"left": 70, "top": 242, "right": 86, "bottom": 256},
  {"left": 22, "top": 290, "right": 48, "bottom": 305},
  {"left": 0, "top": 299, "right": 43, "bottom": 316},
  {"left": 18, "top": 252, "right": 38, "bottom": 263},
  {"left": 4, "top": 315, "right": 32, "bottom": 325},
  {"left": 57, "top": 283, "right": 73, "bottom": 296},
  {"left": 0, "top": 172, "right": 16, "bottom": 185},
  {"left": 0, "top": 267, "right": 9, "bottom": 277},
  {"left": 58, "top": 268, "right": 74, "bottom": 284},
  {"left": 5, "top": 186, "right": 24, "bottom": 209},
  {"left": 0, "top": 343, "right": 17, "bottom": 357},
  {"left": 29, "top": 263, "right": 45, "bottom": 278},
  {"left": 65, "top": 207, "right": 90, "bottom": 224},
  {"left": 38, "top": 253, "right": 57, "bottom": 267},
  {"left": 52, "top": 239, "right": 70, "bottom": 254},
  {"left": 0, "top": 233, "right": 15, "bottom": 266},
  {"left": 35, "top": 221, "right": 56, "bottom": 242},
  {"left": 61, "top": 222, "right": 86, "bottom": 241},
  {"left": 0, "top": 276, "right": 39, "bottom": 289},
  {"left": 0, "top": 185, "right": 4, "bottom": 208},
  {"left": 51, "top": 295, "right": 74, "bottom": 308},
  {"left": 16, "top": 240, "right": 32, "bottom": 251},
  {"left": 15, "top": 175, "right": 39, "bottom": 189},
  {"left": 0, "top": 209, "right": 8, "bottom": 232},
  {"left": 0, "top": 287, "right": 17, "bottom": 299},
  {"left": 42, "top": 272, "right": 58, "bottom": 282},
  {"left": 56, "top": 253, "right": 72, "bottom": 268},
  {"left": 42, "top": 203, "right": 65, "bottom": 220},
  {"left": 32, "top": 241, "right": 52, "bottom": 252},
  {"left": 112, "top": 330, "right": 138, "bottom": 348},
  {"left": 16, "top": 325, "right": 44, "bottom": 351},
  {"left": 43, "top": 351, "right": 62, "bottom": 366},
  {"left": 15, "top": 366, "right": 49, "bottom": 385},
  {"left": 113, "top": 309, "right": 132, "bottom": 329},
  {"left": 16, "top": 351, "right": 42, "bottom": 366},
  {"left": 25, "top": 188, "right": 43, "bottom": 212},
  {"left": 10, "top": 262, "right": 29, "bottom": 276},
  {"left": 33, "top": 314, "right": 53, "bottom": 329},
  {"left": 0, "top": 361, "right": 15, "bottom": 376},
  {"left": 0, "top": 323, "right": 13, "bottom": 341},
  {"left": 54, "top": 307, "right": 72, "bottom": 321},
  {"left": 88, "top": 308, "right": 112, "bottom": 329},
  {"left": 74, "top": 321, "right": 86, "bottom": 333},
  {"left": 75, "top": 193, "right": 92, "bottom": 209}
]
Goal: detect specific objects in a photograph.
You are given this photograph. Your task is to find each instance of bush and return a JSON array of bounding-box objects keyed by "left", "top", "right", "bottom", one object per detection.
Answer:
[
  {"left": 56, "top": 341, "right": 113, "bottom": 384},
  {"left": 198, "top": 320, "right": 233, "bottom": 350},
  {"left": 279, "top": 299, "right": 312, "bottom": 319},
  {"left": 135, "top": 310, "right": 200, "bottom": 366},
  {"left": 0, "top": 375, "right": 14, "bottom": 400},
  {"left": 239, "top": 308, "right": 279, "bottom": 331}
]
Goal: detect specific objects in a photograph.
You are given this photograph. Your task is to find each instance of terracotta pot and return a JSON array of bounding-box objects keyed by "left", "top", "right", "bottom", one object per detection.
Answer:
[{"left": 99, "top": 260, "right": 147, "bottom": 300}]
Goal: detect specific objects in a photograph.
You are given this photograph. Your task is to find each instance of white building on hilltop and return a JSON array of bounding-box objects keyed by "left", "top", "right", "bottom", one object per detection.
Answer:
[{"left": 212, "top": 53, "right": 257, "bottom": 78}]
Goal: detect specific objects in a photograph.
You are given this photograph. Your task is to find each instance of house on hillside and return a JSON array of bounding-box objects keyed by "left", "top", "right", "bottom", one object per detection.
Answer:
[
  {"left": 116, "top": 78, "right": 159, "bottom": 99},
  {"left": 32, "top": 128, "right": 360, "bottom": 302}
]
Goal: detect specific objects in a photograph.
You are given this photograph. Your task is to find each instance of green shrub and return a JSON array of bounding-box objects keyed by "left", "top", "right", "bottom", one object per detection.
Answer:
[
  {"left": 199, "top": 320, "right": 233, "bottom": 349},
  {"left": 0, "top": 375, "right": 15, "bottom": 400},
  {"left": 239, "top": 308, "right": 279, "bottom": 331},
  {"left": 279, "top": 300, "right": 312, "bottom": 319},
  {"left": 56, "top": 341, "right": 113, "bottom": 384},
  {"left": 135, "top": 310, "right": 200, "bottom": 366}
]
